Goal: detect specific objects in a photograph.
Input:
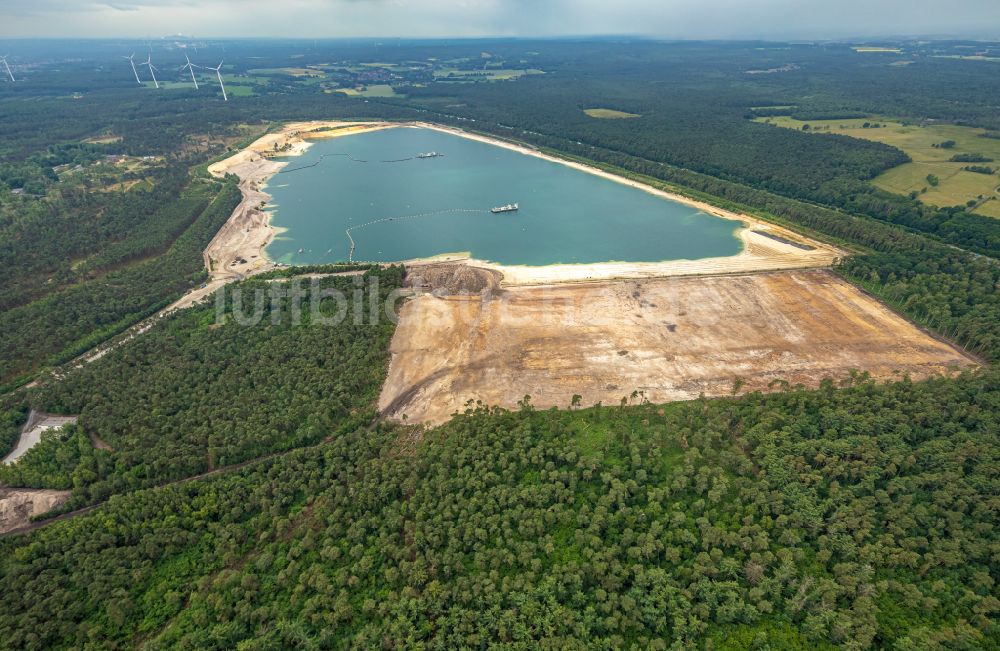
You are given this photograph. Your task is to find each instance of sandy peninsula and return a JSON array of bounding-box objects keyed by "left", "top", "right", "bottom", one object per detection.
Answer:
[{"left": 205, "top": 119, "right": 841, "bottom": 287}]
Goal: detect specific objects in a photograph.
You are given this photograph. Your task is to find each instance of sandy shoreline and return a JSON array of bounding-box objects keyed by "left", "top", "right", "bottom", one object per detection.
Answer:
[
  {"left": 205, "top": 121, "right": 396, "bottom": 283},
  {"left": 206, "top": 120, "right": 841, "bottom": 287}
]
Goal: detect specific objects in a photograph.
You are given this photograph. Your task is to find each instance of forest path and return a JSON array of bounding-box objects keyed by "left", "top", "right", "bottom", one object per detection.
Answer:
[{"left": 0, "top": 444, "right": 299, "bottom": 538}]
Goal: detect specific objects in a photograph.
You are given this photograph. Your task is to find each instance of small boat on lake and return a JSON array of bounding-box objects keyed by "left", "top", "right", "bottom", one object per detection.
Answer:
[{"left": 491, "top": 203, "right": 519, "bottom": 214}]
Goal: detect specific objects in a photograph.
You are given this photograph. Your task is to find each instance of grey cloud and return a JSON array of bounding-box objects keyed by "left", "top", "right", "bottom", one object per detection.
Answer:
[{"left": 1, "top": 0, "right": 998, "bottom": 39}]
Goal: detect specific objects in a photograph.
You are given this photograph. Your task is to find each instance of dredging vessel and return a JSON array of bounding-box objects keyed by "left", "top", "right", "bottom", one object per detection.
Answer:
[{"left": 491, "top": 203, "right": 519, "bottom": 214}]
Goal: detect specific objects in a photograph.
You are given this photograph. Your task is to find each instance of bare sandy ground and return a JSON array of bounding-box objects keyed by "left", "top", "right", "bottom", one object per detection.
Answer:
[
  {"left": 0, "top": 488, "right": 71, "bottom": 535},
  {"left": 3, "top": 411, "right": 78, "bottom": 465},
  {"left": 407, "top": 226, "right": 837, "bottom": 286},
  {"left": 379, "top": 269, "right": 976, "bottom": 425}
]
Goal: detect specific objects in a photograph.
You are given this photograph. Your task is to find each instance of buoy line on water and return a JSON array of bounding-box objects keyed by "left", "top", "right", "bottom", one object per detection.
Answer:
[
  {"left": 280, "top": 152, "right": 443, "bottom": 173},
  {"left": 345, "top": 208, "right": 489, "bottom": 262}
]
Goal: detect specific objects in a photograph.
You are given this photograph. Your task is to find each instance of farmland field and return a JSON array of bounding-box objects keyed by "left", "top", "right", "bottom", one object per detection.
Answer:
[
  {"left": 757, "top": 116, "right": 1000, "bottom": 208},
  {"left": 975, "top": 198, "right": 1000, "bottom": 218},
  {"left": 247, "top": 67, "right": 325, "bottom": 77},
  {"left": 335, "top": 84, "right": 399, "bottom": 97},
  {"left": 584, "top": 107, "right": 640, "bottom": 119},
  {"left": 433, "top": 68, "right": 544, "bottom": 81}
]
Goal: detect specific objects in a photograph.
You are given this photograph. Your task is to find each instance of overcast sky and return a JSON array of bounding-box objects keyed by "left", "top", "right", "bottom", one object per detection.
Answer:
[{"left": 2, "top": 0, "right": 998, "bottom": 40}]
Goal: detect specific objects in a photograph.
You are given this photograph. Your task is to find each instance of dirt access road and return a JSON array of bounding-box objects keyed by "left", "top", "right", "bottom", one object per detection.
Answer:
[{"left": 379, "top": 269, "right": 976, "bottom": 425}]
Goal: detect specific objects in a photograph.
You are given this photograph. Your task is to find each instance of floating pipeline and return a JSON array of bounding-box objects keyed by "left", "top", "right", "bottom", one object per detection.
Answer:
[
  {"left": 280, "top": 152, "right": 446, "bottom": 173},
  {"left": 345, "top": 208, "right": 489, "bottom": 262}
]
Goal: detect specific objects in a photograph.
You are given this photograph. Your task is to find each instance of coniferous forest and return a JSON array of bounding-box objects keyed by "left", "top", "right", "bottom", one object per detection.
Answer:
[{"left": 0, "top": 39, "right": 999, "bottom": 649}]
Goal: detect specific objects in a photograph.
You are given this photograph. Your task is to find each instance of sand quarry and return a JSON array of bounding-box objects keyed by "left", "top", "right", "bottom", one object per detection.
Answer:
[
  {"left": 5, "top": 121, "right": 977, "bottom": 531},
  {"left": 379, "top": 268, "right": 976, "bottom": 425},
  {"left": 203, "top": 120, "right": 975, "bottom": 426}
]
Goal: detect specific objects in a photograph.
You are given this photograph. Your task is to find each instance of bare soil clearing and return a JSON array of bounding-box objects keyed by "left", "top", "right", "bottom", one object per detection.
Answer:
[
  {"left": 3, "top": 412, "right": 78, "bottom": 465},
  {"left": 0, "top": 488, "right": 71, "bottom": 534},
  {"left": 379, "top": 269, "right": 976, "bottom": 425}
]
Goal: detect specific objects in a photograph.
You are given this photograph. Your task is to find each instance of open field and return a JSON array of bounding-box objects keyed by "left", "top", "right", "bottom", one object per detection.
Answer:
[
  {"left": 248, "top": 67, "right": 325, "bottom": 77},
  {"left": 757, "top": 116, "right": 1000, "bottom": 210},
  {"left": 379, "top": 269, "right": 976, "bottom": 425},
  {"left": 224, "top": 85, "right": 256, "bottom": 98},
  {"left": 433, "top": 68, "right": 544, "bottom": 81},
  {"left": 336, "top": 84, "right": 399, "bottom": 97},
  {"left": 584, "top": 108, "right": 640, "bottom": 119},
  {"left": 852, "top": 46, "right": 903, "bottom": 53},
  {"left": 974, "top": 197, "right": 1000, "bottom": 218},
  {"left": 875, "top": 162, "right": 999, "bottom": 209},
  {"left": 81, "top": 134, "right": 122, "bottom": 144}
]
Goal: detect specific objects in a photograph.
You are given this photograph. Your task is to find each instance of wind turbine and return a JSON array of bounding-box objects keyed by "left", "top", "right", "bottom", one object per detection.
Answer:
[
  {"left": 206, "top": 61, "right": 227, "bottom": 101},
  {"left": 1, "top": 56, "right": 15, "bottom": 82},
  {"left": 141, "top": 53, "right": 159, "bottom": 89},
  {"left": 123, "top": 53, "right": 141, "bottom": 85},
  {"left": 181, "top": 54, "right": 198, "bottom": 89}
]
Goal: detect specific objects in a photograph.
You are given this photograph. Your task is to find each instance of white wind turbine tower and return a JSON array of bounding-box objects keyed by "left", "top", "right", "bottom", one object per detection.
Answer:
[
  {"left": 206, "top": 61, "right": 227, "bottom": 101},
  {"left": 1, "top": 56, "right": 15, "bottom": 82},
  {"left": 181, "top": 54, "right": 198, "bottom": 89},
  {"left": 123, "top": 53, "right": 141, "bottom": 85},
  {"left": 142, "top": 53, "right": 159, "bottom": 89}
]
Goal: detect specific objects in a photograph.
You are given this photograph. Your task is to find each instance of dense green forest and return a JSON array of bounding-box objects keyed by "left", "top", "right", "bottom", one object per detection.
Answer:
[
  {"left": 0, "top": 179, "right": 241, "bottom": 385},
  {"left": 2, "top": 370, "right": 997, "bottom": 649},
  {"left": 0, "top": 398, "right": 29, "bottom": 460},
  {"left": 1, "top": 171, "right": 210, "bottom": 311},
  {"left": 2, "top": 269, "right": 402, "bottom": 507},
  {"left": 2, "top": 39, "right": 1000, "bottom": 650}
]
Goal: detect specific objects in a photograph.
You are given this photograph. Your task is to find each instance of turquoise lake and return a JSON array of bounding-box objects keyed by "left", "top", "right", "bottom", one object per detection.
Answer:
[{"left": 265, "top": 127, "right": 743, "bottom": 266}]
